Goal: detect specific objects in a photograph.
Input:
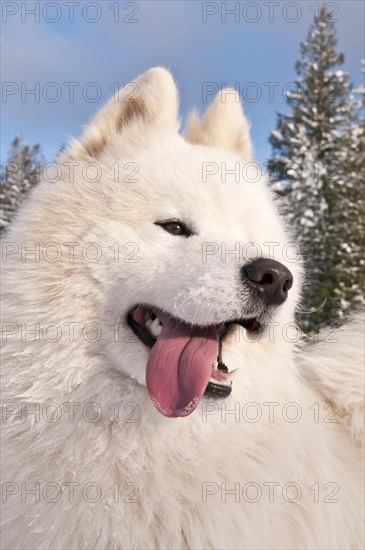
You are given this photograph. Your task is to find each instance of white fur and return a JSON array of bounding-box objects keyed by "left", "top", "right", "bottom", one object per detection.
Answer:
[
  {"left": 185, "top": 89, "right": 254, "bottom": 161},
  {"left": 1, "top": 68, "right": 364, "bottom": 550}
]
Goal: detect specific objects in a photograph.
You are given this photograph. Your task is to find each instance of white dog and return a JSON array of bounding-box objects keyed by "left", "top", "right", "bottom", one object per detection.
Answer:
[{"left": 1, "top": 68, "right": 364, "bottom": 549}]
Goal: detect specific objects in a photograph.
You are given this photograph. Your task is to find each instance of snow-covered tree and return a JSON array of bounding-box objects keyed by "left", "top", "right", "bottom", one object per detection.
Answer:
[
  {"left": 333, "top": 62, "right": 365, "bottom": 318},
  {"left": 0, "top": 135, "right": 43, "bottom": 235},
  {"left": 268, "top": 7, "right": 364, "bottom": 331}
]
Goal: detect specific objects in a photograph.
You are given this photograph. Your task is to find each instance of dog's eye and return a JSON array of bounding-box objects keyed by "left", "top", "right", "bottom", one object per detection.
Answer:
[{"left": 155, "top": 220, "right": 194, "bottom": 238}]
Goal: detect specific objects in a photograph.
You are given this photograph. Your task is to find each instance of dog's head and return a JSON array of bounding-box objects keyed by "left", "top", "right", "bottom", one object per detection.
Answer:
[{"left": 54, "top": 68, "right": 303, "bottom": 417}]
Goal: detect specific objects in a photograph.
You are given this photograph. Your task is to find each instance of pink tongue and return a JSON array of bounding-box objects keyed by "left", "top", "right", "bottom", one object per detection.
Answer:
[{"left": 146, "top": 313, "right": 219, "bottom": 418}]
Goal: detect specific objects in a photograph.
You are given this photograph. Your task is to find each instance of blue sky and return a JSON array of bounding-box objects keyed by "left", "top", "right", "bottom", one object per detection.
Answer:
[{"left": 1, "top": 0, "right": 364, "bottom": 166}]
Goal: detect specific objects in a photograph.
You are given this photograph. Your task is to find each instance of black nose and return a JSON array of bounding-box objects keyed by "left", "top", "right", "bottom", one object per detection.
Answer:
[{"left": 242, "top": 258, "right": 293, "bottom": 306}]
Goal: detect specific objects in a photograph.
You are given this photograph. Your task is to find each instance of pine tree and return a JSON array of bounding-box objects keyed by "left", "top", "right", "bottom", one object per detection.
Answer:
[
  {"left": 268, "top": 7, "right": 364, "bottom": 331},
  {"left": 334, "top": 62, "right": 365, "bottom": 317},
  {"left": 0, "top": 135, "right": 44, "bottom": 235}
]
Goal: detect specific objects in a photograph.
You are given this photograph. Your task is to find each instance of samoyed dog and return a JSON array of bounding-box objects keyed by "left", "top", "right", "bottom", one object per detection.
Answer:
[{"left": 1, "top": 68, "right": 364, "bottom": 549}]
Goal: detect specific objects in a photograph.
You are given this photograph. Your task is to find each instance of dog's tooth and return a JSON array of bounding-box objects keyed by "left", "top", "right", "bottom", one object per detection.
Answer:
[
  {"left": 224, "top": 368, "right": 239, "bottom": 380},
  {"left": 145, "top": 318, "right": 153, "bottom": 329},
  {"left": 151, "top": 318, "right": 161, "bottom": 329},
  {"left": 153, "top": 325, "right": 162, "bottom": 337},
  {"left": 150, "top": 318, "right": 162, "bottom": 338}
]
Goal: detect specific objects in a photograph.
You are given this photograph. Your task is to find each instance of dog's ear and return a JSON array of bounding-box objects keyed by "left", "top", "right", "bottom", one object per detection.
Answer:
[
  {"left": 66, "top": 67, "right": 179, "bottom": 159},
  {"left": 185, "top": 89, "right": 253, "bottom": 161}
]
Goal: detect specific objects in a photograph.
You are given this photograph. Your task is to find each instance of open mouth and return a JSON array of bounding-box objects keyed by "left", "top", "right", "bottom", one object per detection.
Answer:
[{"left": 127, "top": 305, "right": 262, "bottom": 418}]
